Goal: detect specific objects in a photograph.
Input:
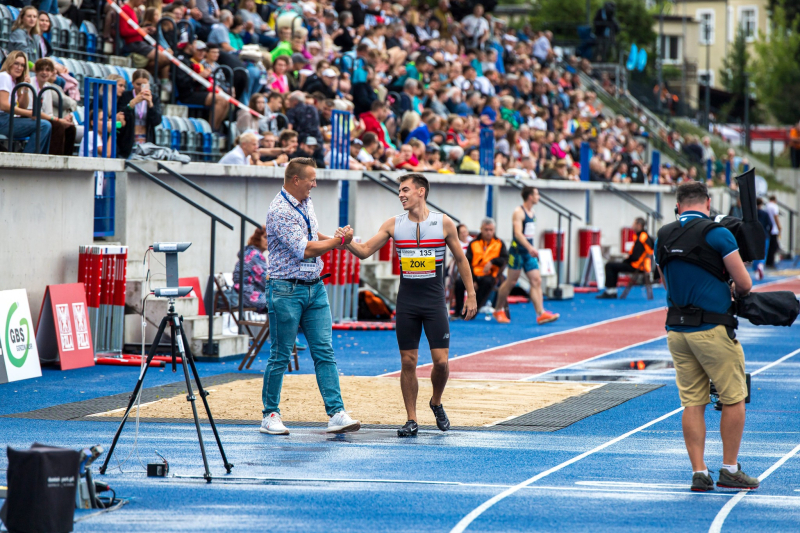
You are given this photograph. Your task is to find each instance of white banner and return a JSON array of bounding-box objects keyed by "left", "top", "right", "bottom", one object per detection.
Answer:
[{"left": 0, "top": 289, "right": 42, "bottom": 384}]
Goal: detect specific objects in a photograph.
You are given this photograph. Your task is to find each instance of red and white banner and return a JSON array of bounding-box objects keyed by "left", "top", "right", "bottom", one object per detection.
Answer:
[{"left": 35, "top": 284, "right": 94, "bottom": 370}]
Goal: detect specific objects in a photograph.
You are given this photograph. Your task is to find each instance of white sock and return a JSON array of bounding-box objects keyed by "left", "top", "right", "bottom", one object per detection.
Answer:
[
  {"left": 722, "top": 463, "right": 738, "bottom": 474},
  {"left": 693, "top": 469, "right": 709, "bottom": 477},
  {"left": 605, "top": 288, "right": 617, "bottom": 294}
]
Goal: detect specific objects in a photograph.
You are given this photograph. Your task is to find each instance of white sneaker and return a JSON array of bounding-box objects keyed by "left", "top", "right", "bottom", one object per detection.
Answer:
[
  {"left": 260, "top": 412, "right": 289, "bottom": 435},
  {"left": 327, "top": 411, "right": 361, "bottom": 433}
]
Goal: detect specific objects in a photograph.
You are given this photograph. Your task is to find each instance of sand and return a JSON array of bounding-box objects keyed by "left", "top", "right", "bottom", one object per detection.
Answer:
[{"left": 91, "top": 376, "right": 600, "bottom": 427}]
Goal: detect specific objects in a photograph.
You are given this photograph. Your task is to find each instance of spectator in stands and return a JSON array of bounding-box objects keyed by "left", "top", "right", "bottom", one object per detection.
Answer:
[
  {"left": 205, "top": 10, "right": 251, "bottom": 99},
  {"left": 460, "top": 4, "right": 489, "bottom": 48},
  {"left": 289, "top": 135, "right": 319, "bottom": 160},
  {"left": 238, "top": 93, "right": 267, "bottom": 134},
  {"left": 0, "top": 51, "right": 52, "bottom": 154},
  {"left": 268, "top": 55, "right": 291, "bottom": 94},
  {"left": 286, "top": 90, "right": 323, "bottom": 147},
  {"left": 117, "top": 69, "right": 163, "bottom": 159},
  {"left": 31, "top": 58, "right": 75, "bottom": 156},
  {"left": 360, "top": 100, "right": 391, "bottom": 148},
  {"left": 597, "top": 217, "right": 654, "bottom": 299},
  {"left": 176, "top": 40, "right": 230, "bottom": 131},
  {"left": 303, "top": 67, "right": 338, "bottom": 101},
  {"left": 190, "top": 0, "right": 221, "bottom": 40},
  {"left": 219, "top": 132, "right": 262, "bottom": 165},
  {"left": 237, "top": 0, "right": 274, "bottom": 48},
  {"left": 454, "top": 217, "right": 507, "bottom": 316},
  {"left": 230, "top": 224, "right": 268, "bottom": 313},
  {"left": 278, "top": 130, "right": 299, "bottom": 155},
  {"left": 120, "top": 0, "right": 172, "bottom": 81},
  {"left": 9, "top": 7, "right": 46, "bottom": 62},
  {"left": 36, "top": 12, "right": 53, "bottom": 58}
]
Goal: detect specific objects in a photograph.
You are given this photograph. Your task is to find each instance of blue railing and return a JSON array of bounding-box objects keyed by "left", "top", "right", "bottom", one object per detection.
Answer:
[
  {"left": 331, "top": 109, "right": 351, "bottom": 227},
  {"left": 83, "top": 77, "right": 118, "bottom": 238}
]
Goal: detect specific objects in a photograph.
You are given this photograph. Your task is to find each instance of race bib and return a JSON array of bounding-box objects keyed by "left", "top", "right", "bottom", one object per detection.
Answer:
[
  {"left": 399, "top": 248, "right": 436, "bottom": 279},
  {"left": 523, "top": 222, "right": 536, "bottom": 239}
]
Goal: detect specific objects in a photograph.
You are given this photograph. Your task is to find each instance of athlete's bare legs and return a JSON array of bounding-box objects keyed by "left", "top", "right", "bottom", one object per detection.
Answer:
[{"left": 400, "top": 348, "right": 449, "bottom": 422}]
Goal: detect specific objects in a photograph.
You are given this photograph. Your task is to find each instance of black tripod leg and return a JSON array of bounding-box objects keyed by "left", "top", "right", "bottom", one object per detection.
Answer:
[
  {"left": 180, "top": 325, "right": 234, "bottom": 474},
  {"left": 99, "top": 315, "right": 169, "bottom": 475},
  {"left": 173, "top": 316, "right": 213, "bottom": 482}
]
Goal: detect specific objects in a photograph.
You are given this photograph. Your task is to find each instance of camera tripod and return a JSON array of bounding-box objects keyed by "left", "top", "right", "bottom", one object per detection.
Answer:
[{"left": 99, "top": 298, "right": 234, "bottom": 482}]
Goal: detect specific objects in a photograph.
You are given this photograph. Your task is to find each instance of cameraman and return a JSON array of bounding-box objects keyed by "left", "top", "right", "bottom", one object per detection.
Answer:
[{"left": 656, "top": 181, "right": 758, "bottom": 492}]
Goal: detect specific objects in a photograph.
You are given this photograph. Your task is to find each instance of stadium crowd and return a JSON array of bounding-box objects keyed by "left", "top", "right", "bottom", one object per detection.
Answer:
[{"left": 0, "top": 0, "right": 761, "bottom": 187}]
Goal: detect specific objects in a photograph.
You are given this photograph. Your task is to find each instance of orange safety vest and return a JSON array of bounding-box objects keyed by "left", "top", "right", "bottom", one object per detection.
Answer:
[
  {"left": 470, "top": 238, "right": 504, "bottom": 278},
  {"left": 630, "top": 231, "right": 654, "bottom": 272}
]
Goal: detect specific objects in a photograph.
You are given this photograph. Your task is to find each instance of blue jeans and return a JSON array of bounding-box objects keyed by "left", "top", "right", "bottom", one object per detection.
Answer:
[
  {"left": 263, "top": 279, "right": 345, "bottom": 416},
  {"left": 0, "top": 113, "right": 52, "bottom": 154},
  {"left": 38, "top": 0, "right": 59, "bottom": 14}
]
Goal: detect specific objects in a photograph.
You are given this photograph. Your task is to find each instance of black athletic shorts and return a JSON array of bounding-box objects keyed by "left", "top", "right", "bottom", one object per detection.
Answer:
[{"left": 395, "top": 296, "right": 450, "bottom": 351}]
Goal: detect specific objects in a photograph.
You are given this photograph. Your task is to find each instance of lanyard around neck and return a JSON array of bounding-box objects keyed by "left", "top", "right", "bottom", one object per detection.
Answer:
[{"left": 281, "top": 191, "right": 312, "bottom": 239}]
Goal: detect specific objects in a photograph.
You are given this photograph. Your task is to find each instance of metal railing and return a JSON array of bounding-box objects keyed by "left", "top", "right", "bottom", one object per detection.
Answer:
[
  {"left": 4, "top": 83, "right": 63, "bottom": 152},
  {"left": 156, "top": 162, "right": 263, "bottom": 346},
  {"left": 776, "top": 199, "right": 799, "bottom": 258},
  {"left": 125, "top": 161, "right": 234, "bottom": 353},
  {"left": 363, "top": 172, "right": 461, "bottom": 224},
  {"left": 506, "top": 179, "right": 582, "bottom": 285},
  {"left": 602, "top": 183, "right": 663, "bottom": 235}
]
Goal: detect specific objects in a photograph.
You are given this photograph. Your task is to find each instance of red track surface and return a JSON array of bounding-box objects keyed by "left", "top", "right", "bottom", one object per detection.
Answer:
[{"left": 387, "top": 276, "right": 800, "bottom": 381}]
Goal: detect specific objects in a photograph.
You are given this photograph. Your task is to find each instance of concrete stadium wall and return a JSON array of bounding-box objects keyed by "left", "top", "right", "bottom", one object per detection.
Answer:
[
  {"left": 0, "top": 157, "right": 678, "bottom": 326},
  {"left": 0, "top": 155, "right": 123, "bottom": 322}
]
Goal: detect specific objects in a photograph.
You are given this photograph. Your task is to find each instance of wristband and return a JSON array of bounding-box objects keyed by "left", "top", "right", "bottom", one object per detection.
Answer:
[{"left": 340, "top": 236, "right": 345, "bottom": 246}]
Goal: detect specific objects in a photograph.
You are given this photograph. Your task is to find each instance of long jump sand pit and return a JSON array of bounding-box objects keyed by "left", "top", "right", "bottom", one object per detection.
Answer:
[{"left": 92, "top": 376, "right": 600, "bottom": 427}]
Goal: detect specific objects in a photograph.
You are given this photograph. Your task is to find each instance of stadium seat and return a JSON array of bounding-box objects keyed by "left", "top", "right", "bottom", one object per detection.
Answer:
[
  {"left": 80, "top": 21, "right": 99, "bottom": 56},
  {"left": 0, "top": 5, "right": 13, "bottom": 42}
]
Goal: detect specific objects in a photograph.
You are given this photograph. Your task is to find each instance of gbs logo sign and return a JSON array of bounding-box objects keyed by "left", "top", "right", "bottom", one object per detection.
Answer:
[{"left": 4, "top": 302, "right": 31, "bottom": 368}]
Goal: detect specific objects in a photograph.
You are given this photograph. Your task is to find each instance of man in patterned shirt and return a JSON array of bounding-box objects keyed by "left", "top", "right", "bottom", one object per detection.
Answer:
[{"left": 260, "top": 157, "right": 361, "bottom": 435}]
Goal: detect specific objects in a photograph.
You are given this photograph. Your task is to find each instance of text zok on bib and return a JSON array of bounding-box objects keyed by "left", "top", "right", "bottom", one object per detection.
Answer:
[{"left": 399, "top": 248, "right": 436, "bottom": 279}]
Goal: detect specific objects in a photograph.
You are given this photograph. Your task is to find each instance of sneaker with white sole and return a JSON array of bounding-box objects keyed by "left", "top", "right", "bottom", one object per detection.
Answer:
[
  {"left": 260, "top": 412, "right": 289, "bottom": 435},
  {"left": 327, "top": 411, "right": 361, "bottom": 433}
]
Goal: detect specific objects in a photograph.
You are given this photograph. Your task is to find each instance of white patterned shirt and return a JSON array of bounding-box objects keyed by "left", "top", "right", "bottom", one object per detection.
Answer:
[{"left": 266, "top": 187, "right": 323, "bottom": 280}]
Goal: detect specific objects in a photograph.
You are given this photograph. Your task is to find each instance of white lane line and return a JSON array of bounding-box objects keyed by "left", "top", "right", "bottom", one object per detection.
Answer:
[
  {"left": 522, "top": 335, "right": 668, "bottom": 381},
  {"left": 749, "top": 347, "right": 800, "bottom": 377},
  {"left": 450, "top": 346, "right": 800, "bottom": 533},
  {"left": 380, "top": 307, "right": 666, "bottom": 376},
  {"left": 708, "top": 441, "right": 800, "bottom": 533},
  {"left": 575, "top": 481, "right": 687, "bottom": 490},
  {"left": 449, "top": 406, "right": 684, "bottom": 533}
]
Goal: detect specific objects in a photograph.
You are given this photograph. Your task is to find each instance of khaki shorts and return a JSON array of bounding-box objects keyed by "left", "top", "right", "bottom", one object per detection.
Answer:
[{"left": 667, "top": 325, "right": 748, "bottom": 407}]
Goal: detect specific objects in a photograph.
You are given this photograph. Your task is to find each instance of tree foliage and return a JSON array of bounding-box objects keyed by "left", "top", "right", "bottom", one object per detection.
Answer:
[
  {"left": 717, "top": 26, "right": 761, "bottom": 122},
  {"left": 529, "top": 0, "right": 655, "bottom": 59},
  {"left": 768, "top": 0, "right": 800, "bottom": 27},
  {"left": 751, "top": 3, "right": 800, "bottom": 123}
]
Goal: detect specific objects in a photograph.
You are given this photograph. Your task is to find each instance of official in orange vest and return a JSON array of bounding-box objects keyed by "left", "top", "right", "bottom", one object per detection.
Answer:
[
  {"left": 789, "top": 121, "right": 800, "bottom": 169},
  {"left": 454, "top": 218, "right": 508, "bottom": 316},
  {"left": 597, "top": 217, "right": 654, "bottom": 299}
]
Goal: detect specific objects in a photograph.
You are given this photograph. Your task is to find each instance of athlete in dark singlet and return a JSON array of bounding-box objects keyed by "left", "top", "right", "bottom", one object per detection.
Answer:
[
  {"left": 494, "top": 186, "right": 560, "bottom": 324},
  {"left": 338, "top": 174, "right": 478, "bottom": 436}
]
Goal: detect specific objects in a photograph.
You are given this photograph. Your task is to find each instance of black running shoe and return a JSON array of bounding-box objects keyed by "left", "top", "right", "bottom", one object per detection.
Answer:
[
  {"left": 596, "top": 291, "right": 617, "bottom": 299},
  {"left": 430, "top": 400, "right": 451, "bottom": 431},
  {"left": 397, "top": 420, "right": 418, "bottom": 437},
  {"left": 691, "top": 470, "right": 715, "bottom": 492}
]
